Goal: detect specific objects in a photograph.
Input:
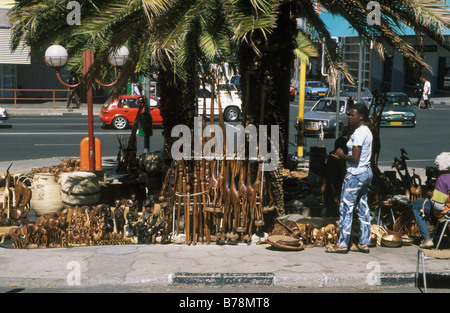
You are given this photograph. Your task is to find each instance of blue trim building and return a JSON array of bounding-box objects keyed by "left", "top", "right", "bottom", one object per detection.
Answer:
[{"left": 318, "top": 9, "right": 450, "bottom": 96}]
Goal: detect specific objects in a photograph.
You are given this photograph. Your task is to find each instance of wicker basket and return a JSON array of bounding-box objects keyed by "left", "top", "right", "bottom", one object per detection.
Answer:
[{"left": 31, "top": 173, "right": 64, "bottom": 216}]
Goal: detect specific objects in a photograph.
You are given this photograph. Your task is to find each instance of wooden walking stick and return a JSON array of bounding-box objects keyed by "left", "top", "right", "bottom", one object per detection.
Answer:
[
  {"left": 221, "top": 160, "right": 231, "bottom": 233},
  {"left": 181, "top": 161, "right": 188, "bottom": 242},
  {"left": 215, "top": 159, "right": 226, "bottom": 240},
  {"left": 203, "top": 160, "right": 211, "bottom": 244},
  {"left": 215, "top": 78, "right": 228, "bottom": 239},
  {"left": 176, "top": 160, "right": 183, "bottom": 236},
  {"left": 192, "top": 163, "right": 199, "bottom": 245},
  {"left": 199, "top": 159, "right": 207, "bottom": 244},
  {"left": 252, "top": 162, "right": 264, "bottom": 228},
  {"left": 237, "top": 160, "right": 248, "bottom": 236},
  {"left": 228, "top": 159, "right": 240, "bottom": 241},
  {"left": 245, "top": 162, "right": 256, "bottom": 236},
  {"left": 185, "top": 163, "right": 191, "bottom": 245},
  {"left": 206, "top": 159, "right": 218, "bottom": 212}
]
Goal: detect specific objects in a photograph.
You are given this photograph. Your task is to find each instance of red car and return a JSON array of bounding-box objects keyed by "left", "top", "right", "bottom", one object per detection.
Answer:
[{"left": 100, "top": 95, "right": 162, "bottom": 130}]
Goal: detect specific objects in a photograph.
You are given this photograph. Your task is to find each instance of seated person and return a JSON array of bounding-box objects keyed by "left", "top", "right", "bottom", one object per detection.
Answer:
[{"left": 412, "top": 152, "right": 450, "bottom": 249}]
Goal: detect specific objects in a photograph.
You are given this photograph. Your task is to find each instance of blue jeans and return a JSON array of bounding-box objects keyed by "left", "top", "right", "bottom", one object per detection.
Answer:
[
  {"left": 411, "top": 199, "right": 435, "bottom": 238},
  {"left": 337, "top": 169, "right": 373, "bottom": 248}
]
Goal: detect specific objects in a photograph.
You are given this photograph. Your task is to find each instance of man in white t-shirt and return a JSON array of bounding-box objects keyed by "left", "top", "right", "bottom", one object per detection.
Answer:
[
  {"left": 417, "top": 76, "right": 432, "bottom": 109},
  {"left": 326, "top": 103, "right": 374, "bottom": 254}
]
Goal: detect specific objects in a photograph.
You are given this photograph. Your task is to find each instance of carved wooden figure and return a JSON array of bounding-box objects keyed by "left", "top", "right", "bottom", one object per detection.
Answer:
[
  {"left": 14, "top": 181, "right": 32, "bottom": 221},
  {"left": 2, "top": 163, "right": 13, "bottom": 220}
]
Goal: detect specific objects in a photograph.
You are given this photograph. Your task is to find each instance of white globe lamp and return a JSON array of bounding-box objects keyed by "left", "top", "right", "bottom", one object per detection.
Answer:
[
  {"left": 109, "top": 46, "right": 129, "bottom": 67},
  {"left": 44, "top": 45, "right": 69, "bottom": 68}
]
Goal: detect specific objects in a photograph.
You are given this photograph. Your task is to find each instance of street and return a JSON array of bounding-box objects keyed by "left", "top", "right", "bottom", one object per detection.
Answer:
[
  {"left": 0, "top": 101, "right": 449, "bottom": 170},
  {"left": 289, "top": 99, "right": 450, "bottom": 169},
  {"left": 0, "top": 115, "right": 164, "bottom": 161}
]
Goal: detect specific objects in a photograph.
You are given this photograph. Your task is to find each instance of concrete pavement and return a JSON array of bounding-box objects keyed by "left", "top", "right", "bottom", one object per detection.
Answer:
[
  {"left": 1, "top": 100, "right": 102, "bottom": 116},
  {"left": 0, "top": 157, "right": 448, "bottom": 292},
  {"left": 1, "top": 239, "right": 447, "bottom": 289}
]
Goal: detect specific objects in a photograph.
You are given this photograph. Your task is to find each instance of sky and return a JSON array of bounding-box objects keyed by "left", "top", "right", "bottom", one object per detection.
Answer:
[{"left": 319, "top": 2, "right": 450, "bottom": 37}]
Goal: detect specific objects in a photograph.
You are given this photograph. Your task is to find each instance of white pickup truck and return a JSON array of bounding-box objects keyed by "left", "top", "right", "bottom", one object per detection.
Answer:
[{"left": 197, "top": 84, "right": 242, "bottom": 122}]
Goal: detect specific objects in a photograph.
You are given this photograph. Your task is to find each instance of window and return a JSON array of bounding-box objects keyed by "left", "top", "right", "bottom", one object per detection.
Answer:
[
  {"left": 313, "top": 100, "right": 346, "bottom": 113},
  {"left": 122, "top": 99, "right": 139, "bottom": 108}
]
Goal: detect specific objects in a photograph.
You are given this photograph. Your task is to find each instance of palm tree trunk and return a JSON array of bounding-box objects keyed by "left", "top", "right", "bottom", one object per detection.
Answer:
[
  {"left": 239, "top": 2, "right": 298, "bottom": 219},
  {"left": 158, "top": 61, "right": 197, "bottom": 169}
]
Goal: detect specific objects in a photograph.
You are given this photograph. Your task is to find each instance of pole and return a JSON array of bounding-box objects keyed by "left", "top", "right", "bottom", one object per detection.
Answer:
[
  {"left": 83, "top": 50, "right": 95, "bottom": 173},
  {"left": 357, "top": 39, "right": 363, "bottom": 103},
  {"left": 335, "top": 40, "right": 342, "bottom": 140},
  {"left": 336, "top": 71, "right": 341, "bottom": 140},
  {"left": 297, "top": 61, "right": 306, "bottom": 157}
]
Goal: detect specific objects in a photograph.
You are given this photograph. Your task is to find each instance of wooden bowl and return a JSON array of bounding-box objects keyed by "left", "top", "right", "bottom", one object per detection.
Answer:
[{"left": 381, "top": 234, "right": 403, "bottom": 247}]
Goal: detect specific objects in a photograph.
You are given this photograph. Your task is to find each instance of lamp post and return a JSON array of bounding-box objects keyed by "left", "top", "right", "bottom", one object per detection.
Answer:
[{"left": 44, "top": 45, "right": 129, "bottom": 173}]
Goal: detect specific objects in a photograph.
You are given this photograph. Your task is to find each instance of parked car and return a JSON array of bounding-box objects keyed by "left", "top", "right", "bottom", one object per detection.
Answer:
[
  {"left": 99, "top": 95, "right": 162, "bottom": 130},
  {"left": 0, "top": 106, "right": 9, "bottom": 128},
  {"left": 340, "top": 85, "right": 373, "bottom": 102},
  {"left": 305, "top": 81, "right": 329, "bottom": 100},
  {"left": 379, "top": 92, "right": 416, "bottom": 127},
  {"left": 198, "top": 87, "right": 242, "bottom": 122},
  {"left": 217, "top": 83, "right": 240, "bottom": 98},
  {"left": 0, "top": 107, "right": 9, "bottom": 121},
  {"left": 295, "top": 97, "right": 369, "bottom": 137}
]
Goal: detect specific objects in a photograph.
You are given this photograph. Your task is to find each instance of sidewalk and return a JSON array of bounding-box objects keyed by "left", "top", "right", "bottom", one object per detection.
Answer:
[
  {"left": 1, "top": 97, "right": 450, "bottom": 116},
  {"left": 1, "top": 240, "right": 445, "bottom": 289},
  {"left": 0, "top": 157, "right": 448, "bottom": 291},
  {"left": 0, "top": 100, "right": 102, "bottom": 116}
]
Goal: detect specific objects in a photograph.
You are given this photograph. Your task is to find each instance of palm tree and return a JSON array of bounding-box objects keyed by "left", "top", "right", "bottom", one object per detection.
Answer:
[
  {"left": 9, "top": 0, "right": 234, "bottom": 163},
  {"left": 225, "top": 0, "right": 449, "bottom": 218},
  {"left": 9, "top": 0, "right": 449, "bottom": 221}
]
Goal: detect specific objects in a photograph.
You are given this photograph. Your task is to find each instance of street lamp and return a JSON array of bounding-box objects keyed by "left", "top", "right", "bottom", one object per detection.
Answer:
[{"left": 44, "top": 44, "right": 129, "bottom": 173}]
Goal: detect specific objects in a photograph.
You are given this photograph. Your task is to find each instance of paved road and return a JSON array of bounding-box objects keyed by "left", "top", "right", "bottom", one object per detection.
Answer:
[
  {"left": 1, "top": 101, "right": 450, "bottom": 170},
  {"left": 288, "top": 100, "right": 450, "bottom": 169},
  {"left": 0, "top": 116, "right": 164, "bottom": 162}
]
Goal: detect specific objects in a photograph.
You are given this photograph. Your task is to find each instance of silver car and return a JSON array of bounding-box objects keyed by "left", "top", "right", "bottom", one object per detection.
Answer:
[
  {"left": 340, "top": 85, "right": 373, "bottom": 102},
  {"left": 295, "top": 98, "right": 368, "bottom": 137}
]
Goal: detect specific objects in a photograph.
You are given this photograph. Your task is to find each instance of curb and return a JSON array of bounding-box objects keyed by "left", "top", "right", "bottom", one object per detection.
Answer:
[
  {"left": 169, "top": 272, "right": 275, "bottom": 286},
  {"left": 40, "top": 112, "right": 86, "bottom": 116}
]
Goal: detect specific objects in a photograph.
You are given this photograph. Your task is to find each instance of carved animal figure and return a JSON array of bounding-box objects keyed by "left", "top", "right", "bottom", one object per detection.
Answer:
[
  {"left": 2, "top": 164, "right": 13, "bottom": 219},
  {"left": 13, "top": 181, "right": 32, "bottom": 221}
]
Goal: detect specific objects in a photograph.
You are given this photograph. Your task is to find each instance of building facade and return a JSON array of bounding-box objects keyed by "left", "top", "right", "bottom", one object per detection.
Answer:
[{"left": 320, "top": 12, "right": 450, "bottom": 97}]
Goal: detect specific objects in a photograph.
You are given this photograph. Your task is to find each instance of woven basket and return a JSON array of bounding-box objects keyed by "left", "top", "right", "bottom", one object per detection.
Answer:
[
  {"left": 267, "top": 235, "right": 304, "bottom": 251},
  {"left": 31, "top": 173, "right": 64, "bottom": 216}
]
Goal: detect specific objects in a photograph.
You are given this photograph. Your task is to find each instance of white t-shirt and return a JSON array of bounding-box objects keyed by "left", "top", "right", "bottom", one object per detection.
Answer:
[
  {"left": 346, "top": 125, "right": 373, "bottom": 175},
  {"left": 423, "top": 81, "right": 431, "bottom": 96},
  {"left": 132, "top": 85, "right": 141, "bottom": 95}
]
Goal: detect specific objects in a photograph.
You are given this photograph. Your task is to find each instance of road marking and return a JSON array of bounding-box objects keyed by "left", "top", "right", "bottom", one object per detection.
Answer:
[
  {"left": 34, "top": 144, "right": 80, "bottom": 146},
  {"left": 9, "top": 123, "right": 101, "bottom": 126},
  {"left": 377, "top": 159, "right": 435, "bottom": 164},
  {"left": 0, "top": 132, "right": 130, "bottom": 135}
]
